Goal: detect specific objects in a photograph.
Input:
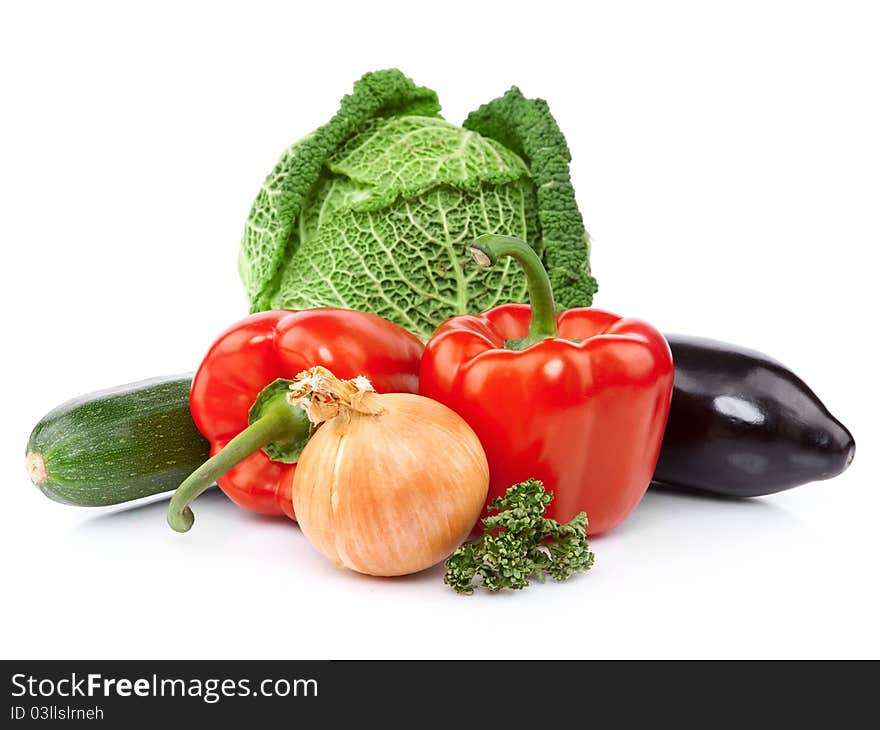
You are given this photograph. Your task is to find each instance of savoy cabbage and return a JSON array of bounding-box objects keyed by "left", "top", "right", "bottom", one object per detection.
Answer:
[{"left": 240, "top": 69, "right": 596, "bottom": 339}]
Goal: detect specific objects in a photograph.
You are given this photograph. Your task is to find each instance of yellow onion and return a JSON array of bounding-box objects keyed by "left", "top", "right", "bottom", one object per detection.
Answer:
[{"left": 287, "top": 366, "right": 489, "bottom": 577}]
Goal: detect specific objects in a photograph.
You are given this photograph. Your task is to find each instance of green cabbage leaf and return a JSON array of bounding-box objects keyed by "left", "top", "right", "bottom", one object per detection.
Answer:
[{"left": 240, "top": 69, "right": 596, "bottom": 339}]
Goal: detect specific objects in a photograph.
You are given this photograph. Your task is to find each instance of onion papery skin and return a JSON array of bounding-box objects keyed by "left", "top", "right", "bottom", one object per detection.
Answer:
[{"left": 291, "top": 393, "right": 489, "bottom": 577}]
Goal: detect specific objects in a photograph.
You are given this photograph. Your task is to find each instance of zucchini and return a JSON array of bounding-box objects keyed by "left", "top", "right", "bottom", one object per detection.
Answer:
[{"left": 26, "top": 374, "right": 210, "bottom": 506}]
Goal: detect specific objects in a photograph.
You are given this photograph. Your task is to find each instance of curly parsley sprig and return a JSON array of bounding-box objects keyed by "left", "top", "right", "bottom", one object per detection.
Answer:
[{"left": 444, "top": 478, "right": 595, "bottom": 594}]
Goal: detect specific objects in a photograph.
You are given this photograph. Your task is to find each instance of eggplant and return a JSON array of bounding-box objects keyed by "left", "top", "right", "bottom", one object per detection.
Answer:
[{"left": 652, "top": 334, "right": 855, "bottom": 497}]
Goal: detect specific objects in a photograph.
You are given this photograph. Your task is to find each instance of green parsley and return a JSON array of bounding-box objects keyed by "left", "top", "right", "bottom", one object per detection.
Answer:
[{"left": 444, "top": 478, "right": 595, "bottom": 594}]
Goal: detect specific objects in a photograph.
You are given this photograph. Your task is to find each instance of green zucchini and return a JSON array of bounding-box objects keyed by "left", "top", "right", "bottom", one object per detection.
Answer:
[{"left": 26, "top": 374, "right": 210, "bottom": 506}]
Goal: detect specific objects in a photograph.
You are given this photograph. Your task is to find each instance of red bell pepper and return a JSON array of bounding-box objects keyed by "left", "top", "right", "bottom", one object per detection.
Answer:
[
  {"left": 419, "top": 235, "right": 674, "bottom": 534},
  {"left": 167, "top": 309, "right": 424, "bottom": 532}
]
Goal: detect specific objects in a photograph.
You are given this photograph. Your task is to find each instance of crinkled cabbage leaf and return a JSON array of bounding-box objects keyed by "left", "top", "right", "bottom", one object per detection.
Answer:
[{"left": 240, "top": 69, "right": 596, "bottom": 340}]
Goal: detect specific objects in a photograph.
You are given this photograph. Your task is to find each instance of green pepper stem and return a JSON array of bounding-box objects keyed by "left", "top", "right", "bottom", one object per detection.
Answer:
[
  {"left": 469, "top": 234, "right": 559, "bottom": 348},
  {"left": 167, "top": 391, "right": 309, "bottom": 533}
]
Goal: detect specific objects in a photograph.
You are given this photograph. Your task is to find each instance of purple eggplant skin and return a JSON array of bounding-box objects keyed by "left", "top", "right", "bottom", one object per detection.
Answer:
[{"left": 652, "top": 334, "right": 856, "bottom": 498}]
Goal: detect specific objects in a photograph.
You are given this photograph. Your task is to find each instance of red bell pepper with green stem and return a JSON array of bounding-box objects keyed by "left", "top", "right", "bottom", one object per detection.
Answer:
[
  {"left": 419, "top": 235, "right": 674, "bottom": 534},
  {"left": 167, "top": 309, "right": 424, "bottom": 532}
]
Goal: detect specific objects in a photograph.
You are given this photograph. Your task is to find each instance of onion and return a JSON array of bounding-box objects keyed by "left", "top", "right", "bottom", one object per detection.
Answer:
[{"left": 288, "top": 366, "right": 489, "bottom": 577}]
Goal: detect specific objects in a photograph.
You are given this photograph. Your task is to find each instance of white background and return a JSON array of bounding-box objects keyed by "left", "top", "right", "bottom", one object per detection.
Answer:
[{"left": 1, "top": 1, "right": 877, "bottom": 659}]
